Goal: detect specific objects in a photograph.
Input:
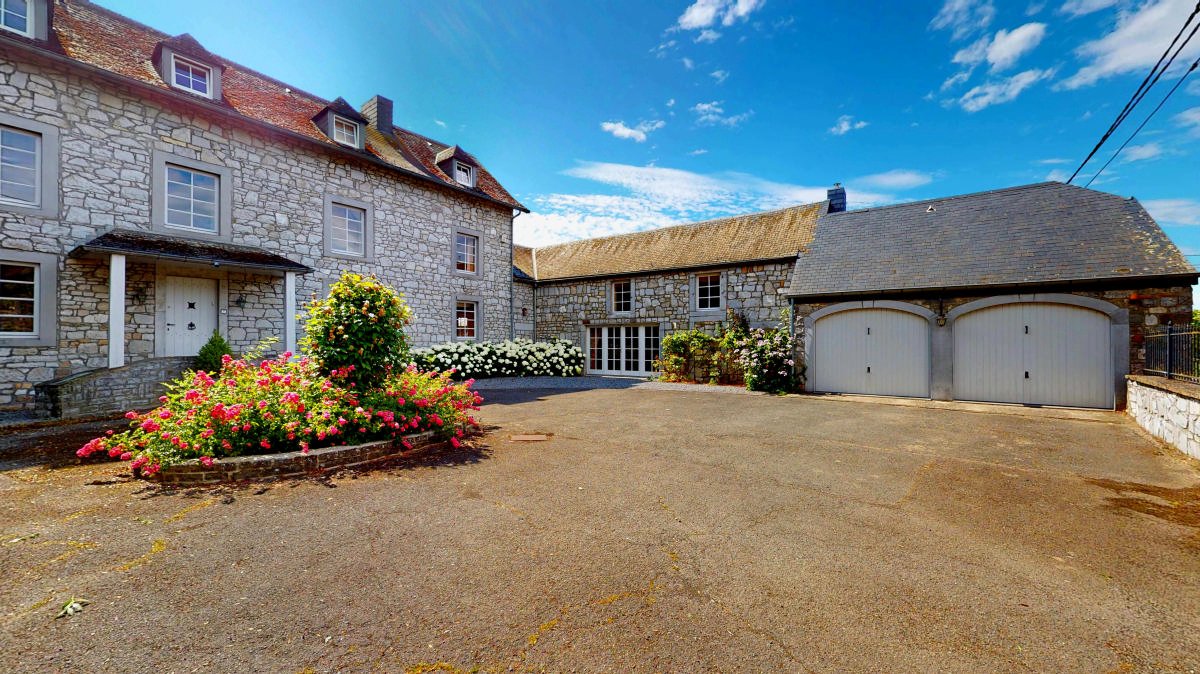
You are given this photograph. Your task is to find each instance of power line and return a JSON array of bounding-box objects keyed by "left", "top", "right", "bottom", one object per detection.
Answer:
[
  {"left": 1068, "top": 2, "right": 1200, "bottom": 184},
  {"left": 1084, "top": 55, "right": 1199, "bottom": 187}
]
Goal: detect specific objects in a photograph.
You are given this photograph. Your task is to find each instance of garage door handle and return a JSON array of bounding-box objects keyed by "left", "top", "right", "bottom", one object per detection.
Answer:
[
  {"left": 1025, "top": 371, "right": 1030, "bottom": 379},
  {"left": 866, "top": 366, "right": 871, "bottom": 373}
]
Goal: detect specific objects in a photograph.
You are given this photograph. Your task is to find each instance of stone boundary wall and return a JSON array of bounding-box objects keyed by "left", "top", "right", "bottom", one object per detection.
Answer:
[
  {"left": 150, "top": 431, "right": 448, "bottom": 486},
  {"left": 1127, "top": 375, "right": 1200, "bottom": 461},
  {"left": 34, "top": 356, "right": 193, "bottom": 419}
]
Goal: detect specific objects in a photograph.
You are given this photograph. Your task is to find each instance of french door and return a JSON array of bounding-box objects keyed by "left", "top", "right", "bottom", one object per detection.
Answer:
[{"left": 587, "top": 325, "right": 661, "bottom": 375}]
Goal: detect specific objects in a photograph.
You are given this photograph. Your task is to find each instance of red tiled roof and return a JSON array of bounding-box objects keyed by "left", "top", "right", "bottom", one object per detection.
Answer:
[{"left": 39, "top": 0, "right": 524, "bottom": 211}]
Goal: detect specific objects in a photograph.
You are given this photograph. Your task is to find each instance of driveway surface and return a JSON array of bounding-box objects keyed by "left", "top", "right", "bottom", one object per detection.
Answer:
[{"left": 1, "top": 388, "right": 1198, "bottom": 672}]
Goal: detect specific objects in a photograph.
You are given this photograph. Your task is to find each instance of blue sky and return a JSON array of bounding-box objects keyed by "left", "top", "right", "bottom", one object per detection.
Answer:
[{"left": 101, "top": 0, "right": 1200, "bottom": 256}]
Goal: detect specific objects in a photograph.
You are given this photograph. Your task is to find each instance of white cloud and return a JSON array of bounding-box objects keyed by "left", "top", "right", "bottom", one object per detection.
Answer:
[
  {"left": 695, "top": 29, "right": 722, "bottom": 43},
  {"left": 514, "top": 161, "right": 891, "bottom": 246},
  {"left": 986, "top": 23, "right": 1047, "bottom": 70},
  {"left": 1059, "top": 0, "right": 1121, "bottom": 17},
  {"left": 1143, "top": 198, "right": 1200, "bottom": 226},
  {"left": 676, "top": 0, "right": 765, "bottom": 30},
  {"left": 434, "top": 120, "right": 447, "bottom": 128},
  {"left": 682, "top": 57, "right": 695, "bottom": 70},
  {"left": 1122, "top": 142, "right": 1162, "bottom": 162},
  {"left": 1060, "top": 0, "right": 1200, "bottom": 89},
  {"left": 1037, "top": 157, "right": 1073, "bottom": 164},
  {"left": 856, "top": 169, "right": 934, "bottom": 189},
  {"left": 692, "top": 100, "right": 753, "bottom": 127},
  {"left": 829, "top": 114, "right": 869, "bottom": 135},
  {"left": 1026, "top": 2, "right": 1046, "bottom": 15},
  {"left": 951, "top": 23, "right": 1046, "bottom": 72},
  {"left": 1045, "top": 168, "right": 1071, "bottom": 181},
  {"left": 599, "top": 119, "right": 666, "bottom": 143},
  {"left": 930, "top": 0, "right": 996, "bottom": 40},
  {"left": 710, "top": 69, "right": 729, "bottom": 84},
  {"left": 959, "top": 68, "right": 1054, "bottom": 111},
  {"left": 650, "top": 39, "right": 677, "bottom": 58},
  {"left": 689, "top": 148, "right": 709, "bottom": 155},
  {"left": 1176, "top": 107, "right": 1200, "bottom": 136},
  {"left": 1188, "top": 80, "right": 1200, "bottom": 95},
  {"left": 941, "top": 70, "right": 974, "bottom": 90},
  {"left": 666, "top": 98, "right": 676, "bottom": 107}
]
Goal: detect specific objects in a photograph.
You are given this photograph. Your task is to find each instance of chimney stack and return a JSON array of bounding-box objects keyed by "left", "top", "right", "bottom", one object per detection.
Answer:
[
  {"left": 827, "top": 183, "right": 847, "bottom": 213},
  {"left": 361, "top": 95, "right": 393, "bottom": 135}
]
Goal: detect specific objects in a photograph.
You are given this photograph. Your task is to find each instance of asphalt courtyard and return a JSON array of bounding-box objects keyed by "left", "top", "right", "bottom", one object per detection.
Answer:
[{"left": 1, "top": 387, "right": 1199, "bottom": 672}]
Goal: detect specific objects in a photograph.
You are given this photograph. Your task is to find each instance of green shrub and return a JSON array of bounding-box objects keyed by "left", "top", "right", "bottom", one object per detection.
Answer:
[
  {"left": 656, "top": 310, "right": 749, "bottom": 384},
  {"left": 194, "top": 330, "right": 233, "bottom": 373},
  {"left": 413, "top": 338, "right": 584, "bottom": 379},
  {"left": 736, "top": 328, "right": 802, "bottom": 393},
  {"left": 301, "top": 273, "right": 413, "bottom": 390}
]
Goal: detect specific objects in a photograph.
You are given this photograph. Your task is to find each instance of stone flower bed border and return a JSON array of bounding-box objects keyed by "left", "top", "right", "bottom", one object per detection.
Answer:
[{"left": 150, "top": 430, "right": 449, "bottom": 486}]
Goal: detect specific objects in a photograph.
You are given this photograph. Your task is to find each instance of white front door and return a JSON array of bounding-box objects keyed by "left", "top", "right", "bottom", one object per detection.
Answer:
[
  {"left": 586, "top": 325, "right": 661, "bottom": 375},
  {"left": 809, "top": 308, "right": 931, "bottom": 398},
  {"left": 163, "top": 276, "right": 218, "bottom": 357},
  {"left": 953, "top": 303, "right": 1112, "bottom": 408}
]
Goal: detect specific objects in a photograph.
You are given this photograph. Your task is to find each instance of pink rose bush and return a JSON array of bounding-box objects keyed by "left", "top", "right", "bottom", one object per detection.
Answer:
[{"left": 78, "top": 273, "right": 480, "bottom": 475}]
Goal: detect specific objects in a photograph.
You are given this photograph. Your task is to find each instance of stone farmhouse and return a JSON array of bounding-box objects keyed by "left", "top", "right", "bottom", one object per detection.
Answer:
[
  {"left": 0, "top": 0, "right": 524, "bottom": 418},
  {"left": 516, "top": 183, "right": 1197, "bottom": 410}
]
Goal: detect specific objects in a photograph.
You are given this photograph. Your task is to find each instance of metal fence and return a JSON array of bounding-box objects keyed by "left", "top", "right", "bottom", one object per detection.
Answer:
[{"left": 1144, "top": 323, "right": 1200, "bottom": 384}]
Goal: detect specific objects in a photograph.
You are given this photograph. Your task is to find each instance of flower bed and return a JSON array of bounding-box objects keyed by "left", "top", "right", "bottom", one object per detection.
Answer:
[{"left": 413, "top": 338, "right": 584, "bottom": 379}]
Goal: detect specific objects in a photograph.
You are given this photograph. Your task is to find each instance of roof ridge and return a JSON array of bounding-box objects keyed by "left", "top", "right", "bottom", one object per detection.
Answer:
[
  {"left": 527, "top": 200, "right": 824, "bottom": 252},
  {"left": 827, "top": 181, "right": 1113, "bottom": 217}
]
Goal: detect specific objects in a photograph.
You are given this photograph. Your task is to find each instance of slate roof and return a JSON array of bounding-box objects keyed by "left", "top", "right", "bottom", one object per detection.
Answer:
[
  {"left": 14, "top": 0, "right": 523, "bottom": 211},
  {"left": 786, "top": 182, "right": 1196, "bottom": 298},
  {"left": 71, "top": 229, "right": 313, "bottom": 273},
  {"left": 520, "top": 202, "right": 826, "bottom": 281}
]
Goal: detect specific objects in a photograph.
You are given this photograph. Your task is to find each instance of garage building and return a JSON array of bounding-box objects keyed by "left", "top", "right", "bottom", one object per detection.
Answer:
[{"left": 788, "top": 182, "right": 1196, "bottom": 409}]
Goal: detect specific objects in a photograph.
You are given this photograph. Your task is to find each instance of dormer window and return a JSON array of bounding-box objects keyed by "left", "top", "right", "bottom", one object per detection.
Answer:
[
  {"left": 453, "top": 160, "right": 476, "bottom": 187},
  {"left": 332, "top": 115, "right": 360, "bottom": 147},
  {"left": 1, "top": 0, "right": 32, "bottom": 37},
  {"left": 171, "top": 55, "right": 213, "bottom": 98}
]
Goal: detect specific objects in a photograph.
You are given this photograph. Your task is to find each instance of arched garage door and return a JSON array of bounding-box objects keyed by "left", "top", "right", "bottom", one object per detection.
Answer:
[
  {"left": 953, "top": 303, "right": 1113, "bottom": 408},
  {"left": 810, "top": 309, "right": 930, "bottom": 398}
]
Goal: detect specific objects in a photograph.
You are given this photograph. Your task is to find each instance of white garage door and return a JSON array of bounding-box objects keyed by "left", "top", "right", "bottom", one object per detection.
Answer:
[
  {"left": 953, "top": 303, "right": 1112, "bottom": 408},
  {"left": 810, "top": 309, "right": 930, "bottom": 398}
]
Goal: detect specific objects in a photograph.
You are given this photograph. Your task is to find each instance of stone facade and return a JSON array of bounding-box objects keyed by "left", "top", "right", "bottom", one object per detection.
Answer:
[
  {"left": 34, "top": 356, "right": 192, "bottom": 419},
  {"left": 0, "top": 51, "right": 514, "bottom": 414},
  {"left": 1127, "top": 375, "right": 1200, "bottom": 461},
  {"left": 513, "top": 279, "right": 535, "bottom": 339},
  {"left": 533, "top": 262, "right": 793, "bottom": 347}
]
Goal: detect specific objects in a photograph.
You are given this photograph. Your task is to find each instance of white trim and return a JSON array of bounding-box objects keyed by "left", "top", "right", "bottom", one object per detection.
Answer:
[
  {"left": 610, "top": 278, "right": 633, "bottom": 315},
  {"left": 331, "top": 115, "right": 361, "bottom": 148},
  {"left": 0, "top": 260, "right": 37, "bottom": 337},
  {"left": 108, "top": 254, "right": 126, "bottom": 368},
  {"left": 284, "top": 271, "right": 297, "bottom": 355},
  {"left": 585, "top": 324, "right": 661, "bottom": 376},
  {"left": 0, "top": 0, "right": 34, "bottom": 38},
  {"left": 168, "top": 53, "right": 215, "bottom": 99},
  {"left": 452, "top": 160, "right": 476, "bottom": 187}
]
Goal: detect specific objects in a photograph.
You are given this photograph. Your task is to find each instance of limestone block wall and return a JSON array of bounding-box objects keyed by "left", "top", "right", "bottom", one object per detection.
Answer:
[
  {"left": 1127, "top": 376, "right": 1200, "bottom": 461},
  {"left": 0, "top": 52, "right": 515, "bottom": 413},
  {"left": 533, "top": 261, "right": 794, "bottom": 349},
  {"left": 513, "top": 280, "right": 535, "bottom": 339}
]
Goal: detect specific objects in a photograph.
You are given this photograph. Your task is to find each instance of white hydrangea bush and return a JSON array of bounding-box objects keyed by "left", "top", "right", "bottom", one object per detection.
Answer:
[{"left": 413, "top": 338, "right": 585, "bottom": 379}]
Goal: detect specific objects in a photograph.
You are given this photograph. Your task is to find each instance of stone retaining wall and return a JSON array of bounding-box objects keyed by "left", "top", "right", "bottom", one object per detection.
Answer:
[
  {"left": 1126, "top": 375, "right": 1200, "bottom": 461},
  {"left": 152, "top": 431, "right": 444, "bottom": 486},
  {"left": 34, "top": 356, "right": 193, "bottom": 419}
]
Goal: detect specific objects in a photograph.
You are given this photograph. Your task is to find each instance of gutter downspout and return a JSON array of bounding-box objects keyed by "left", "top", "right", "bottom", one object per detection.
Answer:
[{"left": 510, "top": 210, "right": 518, "bottom": 340}]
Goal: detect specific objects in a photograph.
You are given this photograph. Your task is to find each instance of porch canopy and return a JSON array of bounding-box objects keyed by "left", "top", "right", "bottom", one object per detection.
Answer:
[{"left": 69, "top": 229, "right": 313, "bottom": 368}]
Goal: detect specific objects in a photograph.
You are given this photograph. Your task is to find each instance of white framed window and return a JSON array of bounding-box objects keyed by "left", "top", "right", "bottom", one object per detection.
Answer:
[
  {"left": 0, "top": 261, "right": 36, "bottom": 336},
  {"left": 0, "top": 0, "right": 31, "bottom": 37},
  {"left": 455, "top": 232, "right": 478, "bottom": 273},
  {"left": 697, "top": 273, "right": 722, "bottom": 310},
  {"left": 587, "top": 325, "right": 660, "bottom": 375},
  {"left": 0, "top": 125, "right": 39, "bottom": 206},
  {"left": 455, "top": 300, "right": 477, "bottom": 339},
  {"left": 611, "top": 279, "right": 632, "bottom": 314},
  {"left": 164, "top": 164, "right": 219, "bottom": 233},
  {"left": 170, "top": 55, "right": 213, "bottom": 98},
  {"left": 332, "top": 115, "right": 360, "bottom": 147},
  {"left": 453, "top": 160, "right": 475, "bottom": 187},
  {"left": 330, "top": 203, "right": 366, "bottom": 256}
]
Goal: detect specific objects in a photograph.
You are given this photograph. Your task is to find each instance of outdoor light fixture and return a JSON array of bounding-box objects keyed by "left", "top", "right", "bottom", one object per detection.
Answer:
[
  {"left": 234, "top": 295, "right": 246, "bottom": 308},
  {"left": 936, "top": 298, "right": 947, "bottom": 327}
]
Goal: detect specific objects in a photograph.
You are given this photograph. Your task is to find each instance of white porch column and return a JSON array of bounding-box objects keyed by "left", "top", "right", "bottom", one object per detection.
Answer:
[
  {"left": 284, "top": 271, "right": 297, "bottom": 355},
  {"left": 108, "top": 253, "right": 126, "bottom": 368}
]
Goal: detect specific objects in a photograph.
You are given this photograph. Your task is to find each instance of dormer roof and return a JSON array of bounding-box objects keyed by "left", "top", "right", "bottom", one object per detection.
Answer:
[{"left": 153, "top": 33, "right": 223, "bottom": 70}]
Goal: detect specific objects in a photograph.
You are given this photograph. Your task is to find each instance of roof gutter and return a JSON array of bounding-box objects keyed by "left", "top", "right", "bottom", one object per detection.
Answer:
[
  {"left": 786, "top": 273, "right": 1200, "bottom": 301},
  {"left": 0, "top": 36, "right": 528, "bottom": 214}
]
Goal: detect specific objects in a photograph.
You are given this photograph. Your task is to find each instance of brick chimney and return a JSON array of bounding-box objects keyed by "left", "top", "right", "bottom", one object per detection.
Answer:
[
  {"left": 827, "top": 183, "right": 847, "bottom": 213},
  {"left": 360, "top": 95, "right": 393, "bottom": 135}
]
